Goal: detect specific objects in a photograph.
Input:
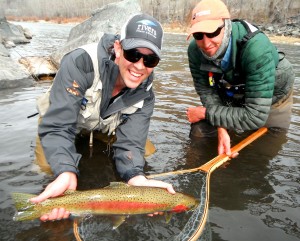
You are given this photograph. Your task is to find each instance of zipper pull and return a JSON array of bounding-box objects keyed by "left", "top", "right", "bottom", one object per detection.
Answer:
[{"left": 208, "top": 72, "right": 214, "bottom": 86}]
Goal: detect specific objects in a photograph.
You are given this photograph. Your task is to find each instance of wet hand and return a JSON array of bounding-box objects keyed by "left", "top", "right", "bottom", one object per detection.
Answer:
[
  {"left": 229, "top": 152, "right": 239, "bottom": 158},
  {"left": 128, "top": 175, "right": 176, "bottom": 217},
  {"left": 30, "top": 172, "right": 77, "bottom": 221},
  {"left": 128, "top": 175, "right": 175, "bottom": 194},
  {"left": 217, "top": 127, "right": 239, "bottom": 158},
  {"left": 147, "top": 211, "right": 164, "bottom": 217},
  {"left": 217, "top": 127, "right": 231, "bottom": 155},
  {"left": 41, "top": 208, "right": 71, "bottom": 221},
  {"left": 186, "top": 106, "right": 206, "bottom": 123}
]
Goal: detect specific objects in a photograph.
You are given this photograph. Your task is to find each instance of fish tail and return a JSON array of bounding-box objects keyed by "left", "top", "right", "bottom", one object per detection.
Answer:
[
  {"left": 11, "top": 193, "right": 40, "bottom": 221},
  {"left": 11, "top": 193, "right": 36, "bottom": 211},
  {"left": 13, "top": 210, "right": 42, "bottom": 221}
]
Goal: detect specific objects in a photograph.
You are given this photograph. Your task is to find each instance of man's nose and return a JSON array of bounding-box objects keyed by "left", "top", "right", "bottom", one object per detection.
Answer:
[{"left": 134, "top": 57, "right": 146, "bottom": 69}]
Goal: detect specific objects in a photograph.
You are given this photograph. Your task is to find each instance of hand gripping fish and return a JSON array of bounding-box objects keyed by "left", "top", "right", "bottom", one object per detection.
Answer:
[{"left": 12, "top": 182, "right": 199, "bottom": 223}]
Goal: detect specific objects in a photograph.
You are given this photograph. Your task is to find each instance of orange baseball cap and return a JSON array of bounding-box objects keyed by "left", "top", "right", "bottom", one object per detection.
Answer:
[{"left": 187, "top": 0, "right": 230, "bottom": 39}]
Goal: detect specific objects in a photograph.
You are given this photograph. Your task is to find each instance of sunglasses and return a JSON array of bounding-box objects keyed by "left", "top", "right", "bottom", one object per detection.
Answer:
[
  {"left": 193, "top": 25, "right": 224, "bottom": 40},
  {"left": 123, "top": 49, "right": 160, "bottom": 68}
]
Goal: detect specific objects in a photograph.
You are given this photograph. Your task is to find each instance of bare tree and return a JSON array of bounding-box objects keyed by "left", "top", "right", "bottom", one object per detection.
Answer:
[{"left": 1, "top": 0, "right": 300, "bottom": 25}]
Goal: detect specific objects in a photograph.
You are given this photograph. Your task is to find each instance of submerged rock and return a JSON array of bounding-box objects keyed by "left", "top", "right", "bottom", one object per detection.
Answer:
[{"left": 19, "top": 56, "right": 57, "bottom": 81}]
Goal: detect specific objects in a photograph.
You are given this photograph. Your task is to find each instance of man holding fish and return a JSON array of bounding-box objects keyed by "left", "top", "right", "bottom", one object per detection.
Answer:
[{"left": 30, "top": 13, "right": 175, "bottom": 221}]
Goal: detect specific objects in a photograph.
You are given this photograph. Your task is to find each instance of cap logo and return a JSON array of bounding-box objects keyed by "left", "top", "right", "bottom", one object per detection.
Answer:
[
  {"left": 193, "top": 10, "right": 211, "bottom": 20},
  {"left": 136, "top": 20, "right": 157, "bottom": 39}
]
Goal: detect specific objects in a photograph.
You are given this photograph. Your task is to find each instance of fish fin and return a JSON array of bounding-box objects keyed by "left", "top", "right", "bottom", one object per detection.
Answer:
[
  {"left": 11, "top": 193, "right": 39, "bottom": 221},
  {"left": 164, "top": 212, "right": 173, "bottom": 223},
  {"left": 107, "top": 182, "right": 129, "bottom": 189},
  {"left": 112, "top": 215, "right": 127, "bottom": 229}
]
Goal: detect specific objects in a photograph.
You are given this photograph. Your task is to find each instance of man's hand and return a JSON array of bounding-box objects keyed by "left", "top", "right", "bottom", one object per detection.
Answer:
[
  {"left": 186, "top": 106, "right": 206, "bottom": 123},
  {"left": 128, "top": 175, "right": 176, "bottom": 216},
  {"left": 30, "top": 172, "right": 77, "bottom": 221},
  {"left": 217, "top": 127, "right": 239, "bottom": 158},
  {"left": 128, "top": 175, "right": 175, "bottom": 194}
]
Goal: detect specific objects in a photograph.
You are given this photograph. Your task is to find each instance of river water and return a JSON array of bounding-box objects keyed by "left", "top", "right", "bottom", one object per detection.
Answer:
[{"left": 0, "top": 21, "right": 299, "bottom": 241}]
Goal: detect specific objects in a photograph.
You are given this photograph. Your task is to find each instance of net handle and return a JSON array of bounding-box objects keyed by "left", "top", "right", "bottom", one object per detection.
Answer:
[{"left": 147, "top": 127, "right": 267, "bottom": 178}]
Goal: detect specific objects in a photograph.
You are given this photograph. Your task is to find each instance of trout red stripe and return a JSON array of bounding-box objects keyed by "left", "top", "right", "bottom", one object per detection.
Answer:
[
  {"left": 79, "top": 201, "right": 168, "bottom": 212},
  {"left": 171, "top": 205, "right": 189, "bottom": 213}
]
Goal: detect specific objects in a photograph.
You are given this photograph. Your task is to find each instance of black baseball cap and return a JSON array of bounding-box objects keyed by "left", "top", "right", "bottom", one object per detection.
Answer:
[{"left": 120, "top": 13, "right": 163, "bottom": 59}]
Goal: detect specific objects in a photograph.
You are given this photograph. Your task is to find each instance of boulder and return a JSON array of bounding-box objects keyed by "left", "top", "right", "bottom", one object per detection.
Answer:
[
  {"left": 0, "top": 43, "right": 9, "bottom": 57},
  {"left": 0, "top": 17, "right": 34, "bottom": 88},
  {"left": 0, "top": 55, "right": 34, "bottom": 88},
  {"left": 0, "top": 18, "right": 31, "bottom": 45},
  {"left": 19, "top": 56, "right": 57, "bottom": 80},
  {"left": 50, "top": 0, "right": 141, "bottom": 67}
]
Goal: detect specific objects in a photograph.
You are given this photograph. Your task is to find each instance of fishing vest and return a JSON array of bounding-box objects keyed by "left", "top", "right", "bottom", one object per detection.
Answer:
[{"left": 37, "top": 43, "right": 144, "bottom": 136}]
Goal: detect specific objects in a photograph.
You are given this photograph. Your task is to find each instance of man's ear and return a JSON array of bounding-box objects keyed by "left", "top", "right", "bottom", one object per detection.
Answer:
[{"left": 114, "top": 40, "right": 122, "bottom": 59}]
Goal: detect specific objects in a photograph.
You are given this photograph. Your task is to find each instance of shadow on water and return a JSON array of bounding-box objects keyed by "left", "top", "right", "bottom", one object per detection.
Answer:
[{"left": 0, "top": 22, "right": 299, "bottom": 241}]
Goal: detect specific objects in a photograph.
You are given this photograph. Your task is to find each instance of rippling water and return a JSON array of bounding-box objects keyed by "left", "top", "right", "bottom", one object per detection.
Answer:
[{"left": 0, "top": 22, "right": 299, "bottom": 241}]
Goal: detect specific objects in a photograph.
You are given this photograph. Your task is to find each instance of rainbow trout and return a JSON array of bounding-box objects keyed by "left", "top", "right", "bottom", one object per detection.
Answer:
[{"left": 12, "top": 182, "right": 199, "bottom": 221}]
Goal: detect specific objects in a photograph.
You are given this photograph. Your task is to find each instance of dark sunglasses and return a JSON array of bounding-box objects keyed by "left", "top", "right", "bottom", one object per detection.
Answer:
[
  {"left": 123, "top": 49, "right": 160, "bottom": 68},
  {"left": 193, "top": 25, "right": 224, "bottom": 40}
]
